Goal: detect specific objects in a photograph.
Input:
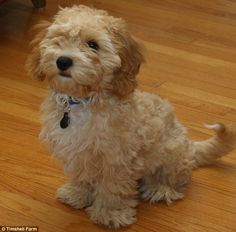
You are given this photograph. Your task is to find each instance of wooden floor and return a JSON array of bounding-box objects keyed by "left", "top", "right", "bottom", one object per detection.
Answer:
[{"left": 0, "top": 0, "right": 236, "bottom": 231}]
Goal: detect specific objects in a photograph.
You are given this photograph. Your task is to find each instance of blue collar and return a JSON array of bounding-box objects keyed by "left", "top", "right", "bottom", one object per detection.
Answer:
[
  {"left": 68, "top": 97, "right": 80, "bottom": 105},
  {"left": 68, "top": 96, "right": 91, "bottom": 106}
]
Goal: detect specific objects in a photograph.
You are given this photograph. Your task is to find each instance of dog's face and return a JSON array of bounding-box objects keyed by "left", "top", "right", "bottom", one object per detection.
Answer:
[{"left": 27, "top": 5, "right": 144, "bottom": 98}]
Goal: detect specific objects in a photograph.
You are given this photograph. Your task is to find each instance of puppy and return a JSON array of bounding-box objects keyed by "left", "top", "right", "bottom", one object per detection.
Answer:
[{"left": 27, "top": 5, "right": 236, "bottom": 229}]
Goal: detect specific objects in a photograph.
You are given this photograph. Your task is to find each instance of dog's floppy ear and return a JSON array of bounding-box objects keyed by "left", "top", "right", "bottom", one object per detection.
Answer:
[
  {"left": 110, "top": 19, "right": 145, "bottom": 98},
  {"left": 26, "top": 20, "right": 51, "bottom": 81}
]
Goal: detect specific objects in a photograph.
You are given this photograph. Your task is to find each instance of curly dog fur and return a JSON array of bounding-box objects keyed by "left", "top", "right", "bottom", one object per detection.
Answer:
[{"left": 27, "top": 5, "right": 236, "bottom": 228}]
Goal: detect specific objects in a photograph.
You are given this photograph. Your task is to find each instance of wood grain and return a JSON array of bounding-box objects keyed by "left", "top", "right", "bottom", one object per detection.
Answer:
[{"left": 0, "top": 0, "right": 236, "bottom": 231}]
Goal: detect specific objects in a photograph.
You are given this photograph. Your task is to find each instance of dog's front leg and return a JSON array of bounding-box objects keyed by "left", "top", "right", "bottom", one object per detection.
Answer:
[
  {"left": 56, "top": 179, "right": 93, "bottom": 209},
  {"left": 86, "top": 169, "right": 138, "bottom": 229}
]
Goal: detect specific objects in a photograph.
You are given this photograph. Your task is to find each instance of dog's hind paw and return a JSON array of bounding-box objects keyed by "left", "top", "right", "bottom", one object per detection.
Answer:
[{"left": 140, "top": 184, "right": 184, "bottom": 205}]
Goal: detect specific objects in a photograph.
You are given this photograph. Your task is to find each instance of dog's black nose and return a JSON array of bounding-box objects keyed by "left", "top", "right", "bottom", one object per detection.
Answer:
[{"left": 56, "top": 56, "right": 73, "bottom": 71}]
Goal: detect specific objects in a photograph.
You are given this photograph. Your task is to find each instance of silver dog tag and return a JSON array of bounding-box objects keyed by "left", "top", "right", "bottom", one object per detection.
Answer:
[{"left": 60, "top": 112, "right": 70, "bottom": 129}]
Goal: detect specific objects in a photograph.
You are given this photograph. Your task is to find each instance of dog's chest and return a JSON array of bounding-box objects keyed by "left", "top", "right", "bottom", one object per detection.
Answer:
[{"left": 39, "top": 94, "right": 103, "bottom": 164}]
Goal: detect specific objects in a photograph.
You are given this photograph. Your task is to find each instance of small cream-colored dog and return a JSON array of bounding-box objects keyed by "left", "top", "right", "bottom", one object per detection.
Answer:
[{"left": 27, "top": 5, "right": 236, "bottom": 229}]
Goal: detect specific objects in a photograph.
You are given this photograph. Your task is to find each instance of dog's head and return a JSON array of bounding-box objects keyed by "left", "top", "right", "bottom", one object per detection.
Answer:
[{"left": 27, "top": 5, "right": 144, "bottom": 98}]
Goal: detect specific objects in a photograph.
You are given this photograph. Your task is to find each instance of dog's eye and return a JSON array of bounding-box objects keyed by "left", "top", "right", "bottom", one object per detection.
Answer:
[{"left": 87, "top": 40, "right": 99, "bottom": 51}]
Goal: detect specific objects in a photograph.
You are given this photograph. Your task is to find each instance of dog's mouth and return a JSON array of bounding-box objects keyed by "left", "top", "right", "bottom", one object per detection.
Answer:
[{"left": 59, "top": 71, "right": 72, "bottom": 78}]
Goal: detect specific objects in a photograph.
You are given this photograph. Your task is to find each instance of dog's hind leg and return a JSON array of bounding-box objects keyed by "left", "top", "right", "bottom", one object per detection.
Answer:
[{"left": 139, "top": 158, "right": 193, "bottom": 205}]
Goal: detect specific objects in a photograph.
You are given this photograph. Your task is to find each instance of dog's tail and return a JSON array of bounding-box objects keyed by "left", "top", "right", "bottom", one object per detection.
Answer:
[{"left": 190, "top": 123, "right": 236, "bottom": 167}]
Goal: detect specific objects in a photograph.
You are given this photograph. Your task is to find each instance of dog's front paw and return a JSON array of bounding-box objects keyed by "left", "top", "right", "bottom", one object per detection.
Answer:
[
  {"left": 86, "top": 206, "right": 137, "bottom": 229},
  {"left": 56, "top": 181, "right": 92, "bottom": 209}
]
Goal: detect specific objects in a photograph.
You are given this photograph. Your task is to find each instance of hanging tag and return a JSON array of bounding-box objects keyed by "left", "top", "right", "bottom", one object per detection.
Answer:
[{"left": 60, "top": 112, "right": 70, "bottom": 129}]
